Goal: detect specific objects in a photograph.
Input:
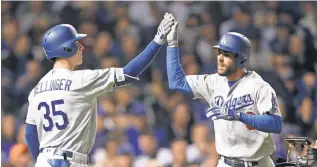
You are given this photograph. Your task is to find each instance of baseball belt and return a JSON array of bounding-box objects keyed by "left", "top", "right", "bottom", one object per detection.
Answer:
[
  {"left": 40, "top": 148, "right": 73, "bottom": 159},
  {"left": 39, "top": 148, "right": 88, "bottom": 164},
  {"left": 220, "top": 155, "right": 259, "bottom": 167}
]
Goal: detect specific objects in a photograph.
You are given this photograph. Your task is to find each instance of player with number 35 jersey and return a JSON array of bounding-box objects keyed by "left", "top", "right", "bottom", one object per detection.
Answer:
[{"left": 25, "top": 13, "right": 175, "bottom": 167}]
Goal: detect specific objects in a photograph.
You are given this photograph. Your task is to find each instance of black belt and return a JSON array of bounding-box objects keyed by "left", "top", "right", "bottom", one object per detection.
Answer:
[
  {"left": 220, "top": 155, "right": 259, "bottom": 167},
  {"left": 40, "top": 148, "right": 73, "bottom": 160}
]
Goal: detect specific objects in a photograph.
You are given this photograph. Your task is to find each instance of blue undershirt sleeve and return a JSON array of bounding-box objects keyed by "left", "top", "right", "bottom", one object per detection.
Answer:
[
  {"left": 123, "top": 40, "right": 161, "bottom": 78},
  {"left": 166, "top": 47, "right": 193, "bottom": 94},
  {"left": 239, "top": 113, "right": 283, "bottom": 134},
  {"left": 25, "top": 123, "right": 40, "bottom": 160}
]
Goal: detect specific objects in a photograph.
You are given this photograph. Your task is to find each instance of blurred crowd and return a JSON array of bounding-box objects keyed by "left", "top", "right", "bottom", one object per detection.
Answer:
[{"left": 1, "top": 1, "right": 317, "bottom": 167}]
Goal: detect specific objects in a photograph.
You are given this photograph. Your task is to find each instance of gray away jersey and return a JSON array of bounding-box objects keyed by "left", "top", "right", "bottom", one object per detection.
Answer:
[
  {"left": 186, "top": 71, "right": 281, "bottom": 161},
  {"left": 26, "top": 68, "right": 125, "bottom": 154}
]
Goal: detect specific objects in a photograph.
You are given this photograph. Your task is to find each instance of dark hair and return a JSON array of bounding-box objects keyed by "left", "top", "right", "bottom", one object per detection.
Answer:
[{"left": 50, "top": 58, "right": 57, "bottom": 63}]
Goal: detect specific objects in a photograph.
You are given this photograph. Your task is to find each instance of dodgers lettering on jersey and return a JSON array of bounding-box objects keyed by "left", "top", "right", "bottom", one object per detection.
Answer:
[
  {"left": 186, "top": 71, "right": 281, "bottom": 161},
  {"left": 214, "top": 94, "right": 254, "bottom": 110},
  {"left": 26, "top": 68, "right": 125, "bottom": 154}
]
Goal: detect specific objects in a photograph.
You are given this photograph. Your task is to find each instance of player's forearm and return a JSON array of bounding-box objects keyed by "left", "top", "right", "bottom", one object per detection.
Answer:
[
  {"left": 123, "top": 40, "right": 161, "bottom": 78},
  {"left": 167, "top": 47, "right": 193, "bottom": 94},
  {"left": 25, "top": 123, "right": 40, "bottom": 160},
  {"left": 239, "top": 113, "right": 283, "bottom": 134}
]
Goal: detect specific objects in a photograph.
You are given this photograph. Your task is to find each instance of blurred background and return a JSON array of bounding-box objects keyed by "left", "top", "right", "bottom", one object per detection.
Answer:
[{"left": 1, "top": 1, "right": 317, "bottom": 167}]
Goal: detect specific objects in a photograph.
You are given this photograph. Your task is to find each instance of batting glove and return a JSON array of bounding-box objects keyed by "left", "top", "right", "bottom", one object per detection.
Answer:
[
  {"left": 166, "top": 14, "right": 179, "bottom": 47},
  {"left": 206, "top": 107, "right": 241, "bottom": 121},
  {"left": 153, "top": 13, "right": 174, "bottom": 45}
]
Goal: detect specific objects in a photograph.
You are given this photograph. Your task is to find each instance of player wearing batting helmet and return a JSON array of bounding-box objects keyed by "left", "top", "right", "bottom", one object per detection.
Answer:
[
  {"left": 166, "top": 13, "right": 283, "bottom": 167},
  {"left": 25, "top": 13, "right": 175, "bottom": 167}
]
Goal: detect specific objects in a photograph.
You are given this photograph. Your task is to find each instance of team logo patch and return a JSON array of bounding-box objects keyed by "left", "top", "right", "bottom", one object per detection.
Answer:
[{"left": 221, "top": 36, "right": 227, "bottom": 45}]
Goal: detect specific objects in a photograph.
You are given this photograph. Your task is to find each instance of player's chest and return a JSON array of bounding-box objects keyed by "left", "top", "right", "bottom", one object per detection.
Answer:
[{"left": 211, "top": 83, "right": 255, "bottom": 111}]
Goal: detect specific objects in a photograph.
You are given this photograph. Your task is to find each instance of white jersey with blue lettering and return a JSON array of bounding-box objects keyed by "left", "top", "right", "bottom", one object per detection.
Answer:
[
  {"left": 186, "top": 71, "right": 281, "bottom": 161},
  {"left": 26, "top": 68, "right": 125, "bottom": 154}
]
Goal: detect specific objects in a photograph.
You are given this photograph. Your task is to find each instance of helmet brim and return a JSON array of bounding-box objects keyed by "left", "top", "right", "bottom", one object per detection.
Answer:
[
  {"left": 212, "top": 44, "right": 238, "bottom": 54},
  {"left": 74, "top": 34, "right": 87, "bottom": 41},
  {"left": 212, "top": 45, "right": 220, "bottom": 49}
]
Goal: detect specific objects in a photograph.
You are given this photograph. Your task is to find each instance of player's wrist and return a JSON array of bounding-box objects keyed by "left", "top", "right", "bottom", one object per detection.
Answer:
[
  {"left": 227, "top": 108, "right": 240, "bottom": 120},
  {"left": 153, "top": 37, "right": 165, "bottom": 45},
  {"left": 168, "top": 40, "right": 178, "bottom": 47},
  {"left": 168, "top": 44, "right": 179, "bottom": 47}
]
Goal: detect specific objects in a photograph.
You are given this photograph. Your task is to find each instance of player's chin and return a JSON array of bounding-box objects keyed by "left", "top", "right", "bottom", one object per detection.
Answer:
[
  {"left": 217, "top": 68, "right": 228, "bottom": 76},
  {"left": 76, "top": 60, "right": 83, "bottom": 66},
  {"left": 217, "top": 72, "right": 227, "bottom": 76}
]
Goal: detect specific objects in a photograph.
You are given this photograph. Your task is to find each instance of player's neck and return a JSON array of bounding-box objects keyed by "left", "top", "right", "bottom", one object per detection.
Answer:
[
  {"left": 227, "top": 69, "right": 247, "bottom": 81},
  {"left": 53, "top": 59, "right": 74, "bottom": 71}
]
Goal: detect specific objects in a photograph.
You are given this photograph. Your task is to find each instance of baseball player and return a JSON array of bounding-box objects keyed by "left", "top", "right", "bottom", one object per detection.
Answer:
[
  {"left": 165, "top": 14, "right": 283, "bottom": 167},
  {"left": 24, "top": 14, "right": 174, "bottom": 167}
]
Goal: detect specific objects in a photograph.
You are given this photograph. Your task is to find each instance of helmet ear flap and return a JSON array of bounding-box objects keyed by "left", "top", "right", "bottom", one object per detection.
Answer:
[
  {"left": 63, "top": 47, "right": 73, "bottom": 52},
  {"left": 240, "top": 58, "right": 247, "bottom": 65},
  {"left": 60, "top": 40, "right": 78, "bottom": 57},
  {"left": 235, "top": 53, "right": 247, "bottom": 68}
]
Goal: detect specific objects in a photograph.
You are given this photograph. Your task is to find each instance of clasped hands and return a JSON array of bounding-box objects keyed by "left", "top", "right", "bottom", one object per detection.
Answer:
[{"left": 154, "top": 13, "right": 178, "bottom": 47}]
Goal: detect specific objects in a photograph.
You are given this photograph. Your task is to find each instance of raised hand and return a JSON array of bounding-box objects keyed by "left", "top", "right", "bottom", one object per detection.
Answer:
[
  {"left": 166, "top": 13, "right": 179, "bottom": 47},
  {"left": 153, "top": 13, "right": 175, "bottom": 45}
]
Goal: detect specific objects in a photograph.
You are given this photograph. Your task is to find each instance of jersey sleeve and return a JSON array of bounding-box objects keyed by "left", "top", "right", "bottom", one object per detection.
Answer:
[
  {"left": 185, "top": 74, "right": 215, "bottom": 100},
  {"left": 26, "top": 89, "right": 36, "bottom": 125},
  {"left": 255, "top": 85, "right": 281, "bottom": 116},
  {"left": 82, "top": 68, "right": 125, "bottom": 98}
]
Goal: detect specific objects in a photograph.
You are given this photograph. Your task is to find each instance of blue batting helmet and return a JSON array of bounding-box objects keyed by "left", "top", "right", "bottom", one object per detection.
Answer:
[
  {"left": 41, "top": 24, "right": 87, "bottom": 60},
  {"left": 212, "top": 32, "right": 251, "bottom": 68}
]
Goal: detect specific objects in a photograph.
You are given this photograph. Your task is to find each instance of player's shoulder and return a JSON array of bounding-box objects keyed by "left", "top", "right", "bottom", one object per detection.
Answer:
[
  {"left": 186, "top": 73, "right": 221, "bottom": 83},
  {"left": 203, "top": 73, "right": 219, "bottom": 80},
  {"left": 248, "top": 71, "right": 275, "bottom": 91},
  {"left": 75, "top": 68, "right": 114, "bottom": 84},
  {"left": 213, "top": 73, "right": 228, "bottom": 83},
  {"left": 27, "top": 88, "right": 35, "bottom": 102},
  {"left": 247, "top": 71, "right": 268, "bottom": 85},
  {"left": 200, "top": 73, "right": 223, "bottom": 80},
  {"left": 200, "top": 73, "right": 227, "bottom": 83},
  {"left": 74, "top": 68, "right": 113, "bottom": 75},
  {"left": 77, "top": 68, "right": 113, "bottom": 77},
  {"left": 27, "top": 71, "right": 52, "bottom": 101}
]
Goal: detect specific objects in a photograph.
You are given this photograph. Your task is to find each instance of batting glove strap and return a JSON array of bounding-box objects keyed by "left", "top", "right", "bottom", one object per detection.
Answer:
[
  {"left": 224, "top": 108, "right": 241, "bottom": 120},
  {"left": 168, "top": 40, "right": 179, "bottom": 47}
]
